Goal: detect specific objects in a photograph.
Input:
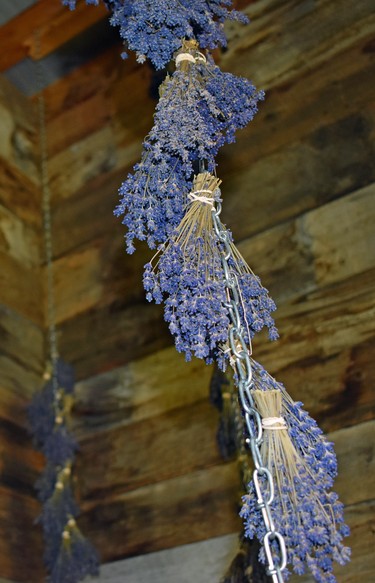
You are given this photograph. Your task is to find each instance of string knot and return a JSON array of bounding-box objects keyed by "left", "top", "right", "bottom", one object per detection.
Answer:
[
  {"left": 262, "top": 416, "right": 287, "bottom": 430},
  {"left": 188, "top": 189, "right": 214, "bottom": 206},
  {"left": 175, "top": 52, "right": 207, "bottom": 66}
]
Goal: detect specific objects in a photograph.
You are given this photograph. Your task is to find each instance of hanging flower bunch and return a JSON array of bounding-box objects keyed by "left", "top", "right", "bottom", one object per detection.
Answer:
[
  {"left": 114, "top": 40, "right": 263, "bottom": 252},
  {"left": 143, "top": 172, "right": 277, "bottom": 365},
  {"left": 28, "top": 360, "right": 99, "bottom": 583},
  {"left": 239, "top": 360, "right": 351, "bottom": 582},
  {"left": 64, "top": 0, "right": 248, "bottom": 69},
  {"left": 63, "top": 2, "right": 350, "bottom": 581}
]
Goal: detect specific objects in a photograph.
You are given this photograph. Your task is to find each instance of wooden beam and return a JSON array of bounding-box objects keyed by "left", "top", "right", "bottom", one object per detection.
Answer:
[
  {"left": 79, "top": 463, "right": 242, "bottom": 562},
  {"left": 0, "top": 0, "right": 109, "bottom": 73},
  {"left": 77, "top": 399, "right": 222, "bottom": 499},
  {"left": 0, "top": 252, "right": 43, "bottom": 325},
  {"left": 0, "top": 487, "right": 44, "bottom": 582},
  {"left": 58, "top": 300, "right": 171, "bottom": 380},
  {"left": 73, "top": 346, "right": 212, "bottom": 437},
  {"left": 78, "top": 422, "right": 374, "bottom": 564},
  {"left": 50, "top": 184, "right": 375, "bottom": 327}
]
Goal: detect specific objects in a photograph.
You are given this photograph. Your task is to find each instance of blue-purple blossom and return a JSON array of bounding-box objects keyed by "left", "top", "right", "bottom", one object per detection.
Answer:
[
  {"left": 115, "top": 45, "right": 264, "bottom": 252},
  {"left": 65, "top": 0, "right": 248, "bottom": 69},
  {"left": 143, "top": 174, "right": 277, "bottom": 365},
  {"left": 240, "top": 360, "right": 350, "bottom": 582}
]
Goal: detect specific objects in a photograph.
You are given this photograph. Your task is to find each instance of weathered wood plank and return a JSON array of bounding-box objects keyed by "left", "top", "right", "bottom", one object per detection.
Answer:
[
  {"left": 73, "top": 346, "right": 211, "bottom": 435},
  {"left": 59, "top": 260, "right": 375, "bottom": 384},
  {"left": 89, "top": 500, "right": 374, "bottom": 583},
  {"left": 0, "top": 419, "right": 43, "bottom": 496},
  {"left": 0, "top": 304, "right": 44, "bottom": 373},
  {"left": 78, "top": 422, "right": 374, "bottom": 563},
  {"left": 254, "top": 266, "right": 375, "bottom": 370},
  {"left": 58, "top": 300, "right": 171, "bottom": 380},
  {"left": 0, "top": 158, "right": 40, "bottom": 228},
  {"left": 224, "top": 0, "right": 375, "bottom": 88},
  {"left": 0, "top": 0, "right": 108, "bottom": 72},
  {"left": 0, "top": 77, "right": 38, "bottom": 185},
  {"left": 238, "top": 183, "right": 375, "bottom": 302},
  {"left": 0, "top": 357, "right": 44, "bottom": 431},
  {"left": 221, "top": 108, "right": 375, "bottom": 242},
  {"left": 0, "top": 205, "right": 40, "bottom": 267},
  {"left": 77, "top": 399, "right": 221, "bottom": 499},
  {"left": 269, "top": 336, "right": 375, "bottom": 434},
  {"left": 51, "top": 183, "right": 375, "bottom": 330},
  {"left": 0, "top": 252, "right": 43, "bottom": 325},
  {"left": 0, "top": 486, "right": 44, "bottom": 582},
  {"left": 79, "top": 463, "right": 242, "bottom": 562},
  {"left": 333, "top": 422, "right": 375, "bottom": 506}
]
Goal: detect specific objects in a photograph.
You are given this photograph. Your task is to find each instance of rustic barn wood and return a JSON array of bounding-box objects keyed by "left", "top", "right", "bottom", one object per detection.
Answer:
[
  {"left": 0, "top": 0, "right": 374, "bottom": 581},
  {"left": 86, "top": 499, "right": 375, "bottom": 583},
  {"left": 0, "top": 0, "right": 108, "bottom": 73}
]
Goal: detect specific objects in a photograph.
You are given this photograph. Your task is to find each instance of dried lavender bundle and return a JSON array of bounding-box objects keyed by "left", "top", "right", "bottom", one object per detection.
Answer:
[
  {"left": 63, "top": 1, "right": 248, "bottom": 69},
  {"left": 28, "top": 360, "right": 99, "bottom": 582},
  {"left": 143, "top": 173, "right": 277, "bottom": 366},
  {"left": 240, "top": 360, "right": 350, "bottom": 583},
  {"left": 115, "top": 40, "right": 264, "bottom": 252},
  {"left": 49, "top": 518, "right": 99, "bottom": 583}
]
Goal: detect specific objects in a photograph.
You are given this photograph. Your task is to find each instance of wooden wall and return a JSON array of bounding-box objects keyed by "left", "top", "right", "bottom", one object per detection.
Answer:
[
  {"left": 0, "top": 0, "right": 374, "bottom": 581},
  {"left": 0, "top": 77, "right": 45, "bottom": 580}
]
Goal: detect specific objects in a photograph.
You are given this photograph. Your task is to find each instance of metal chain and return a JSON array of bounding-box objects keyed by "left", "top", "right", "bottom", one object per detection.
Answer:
[
  {"left": 35, "top": 33, "right": 59, "bottom": 393},
  {"left": 211, "top": 201, "right": 287, "bottom": 582}
]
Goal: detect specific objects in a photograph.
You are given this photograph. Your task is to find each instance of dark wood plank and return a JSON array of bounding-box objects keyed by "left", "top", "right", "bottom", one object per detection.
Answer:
[
  {"left": 77, "top": 399, "right": 221, "bottom": 499},
  {"left": 58, "top": 300, "right": 171, "bottom": 380},
  {"left": 73, "top": 346, "right": 212, "bottom": 436},
  {"left": 0, "top": 487, "right": 44, "bottom": 582},
  {"left": 78, "top": 463, "right": 242, "bottom": 562}
]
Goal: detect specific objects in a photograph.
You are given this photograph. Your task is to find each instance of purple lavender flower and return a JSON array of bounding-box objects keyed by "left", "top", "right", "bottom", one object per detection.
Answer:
[
  {"left": 63, "top": 1, "right": 247, "bottom": 68},
  {"left": 144, "top": 174, "right": 277, "bottom": 365},
  {"left": 115, "top": 44, "right": 264, "bottom": 252},
  {"left": 108, "top": 0, "right": 248, "bottom": 68},
  {"left": 240, "top": 360, "right": 351, "bottom": 582}
]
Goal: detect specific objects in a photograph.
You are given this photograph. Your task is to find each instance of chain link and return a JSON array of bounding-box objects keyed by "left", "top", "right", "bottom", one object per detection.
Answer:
[
  {"left": 211, "top": 205, "right": 287, "bottom": 582},
  {"left": 35, "top": 32, "right": 59, "bottom": 394}
]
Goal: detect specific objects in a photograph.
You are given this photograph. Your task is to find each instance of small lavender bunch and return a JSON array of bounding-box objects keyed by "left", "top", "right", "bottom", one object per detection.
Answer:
[
  {"left": 49, "top": 518, "right": 99, "bottom": 583},
  {"left": 28, "top": 360, "right": 99, "bottom": 582},
  {"left": 240, "top": 361, "right": 350, "bottom": 582},
  {"left": 115, "top": 41, "right": 264, "bottom": 252},
  {"left": 144, "top": 173, "right": 277, "bottom": 366}
]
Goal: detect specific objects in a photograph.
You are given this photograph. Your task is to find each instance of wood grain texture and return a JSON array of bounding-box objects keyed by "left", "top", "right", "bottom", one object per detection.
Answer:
[
  {"left": 87, "top": 500, "right": 374, "bottom": 583},
  {"left": 0, "top": 486, "right": 44, "bottom": 582},
  {"left": 79, "top": 462, "right": 242, "bottom": 562},
  {"left": 50, "top": 184, "right": 375, "bottom": 328},
  {"left": 0, "top": 0, "right": 108, "bottom": 72},
  {"left": 0, "top": 77, "right": 38, "bottom": 186},
  {"left": 76, "top": 421, "right": 374, "bottom": 566},
  {"left": 73, "top": 346, "right": 212, "bottom": 436}
]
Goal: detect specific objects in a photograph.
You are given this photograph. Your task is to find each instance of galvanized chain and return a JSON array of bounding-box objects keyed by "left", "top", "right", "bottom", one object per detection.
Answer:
[
  {"left": 35, "top": 32, "right": 59, "bottom": 395},
  {"left": 211, "top": 201, "right": 287, "bottom": 583}
]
